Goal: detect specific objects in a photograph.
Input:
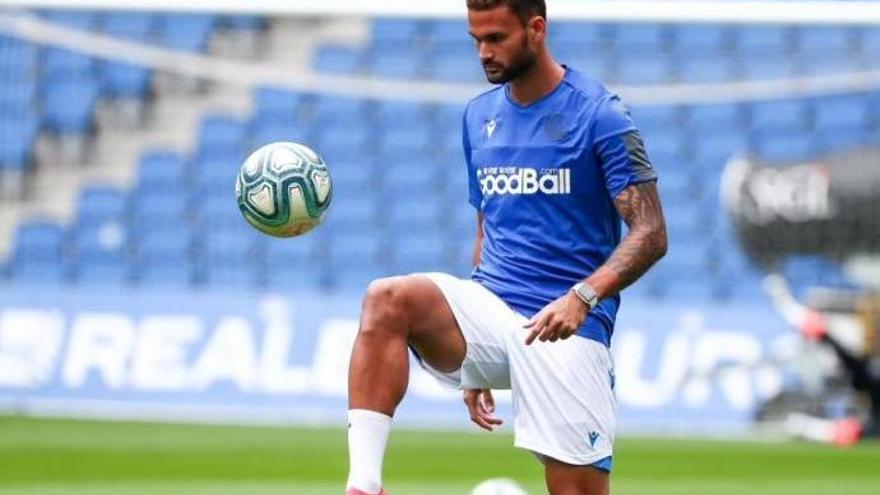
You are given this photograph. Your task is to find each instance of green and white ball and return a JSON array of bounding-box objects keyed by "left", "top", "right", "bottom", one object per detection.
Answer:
[{"left": 236, "top": 142, "right": 332, "bottom": 238}]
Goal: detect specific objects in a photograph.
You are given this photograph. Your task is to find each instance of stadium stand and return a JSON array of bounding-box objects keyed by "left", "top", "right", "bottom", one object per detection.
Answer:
[{"left": 2, "top": 12, "right": 878, "bottom": 301}]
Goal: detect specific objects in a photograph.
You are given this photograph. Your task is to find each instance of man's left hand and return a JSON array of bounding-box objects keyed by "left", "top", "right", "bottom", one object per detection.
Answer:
[{"left": 524, "top": 291, "right": 590, "bottom": 345}]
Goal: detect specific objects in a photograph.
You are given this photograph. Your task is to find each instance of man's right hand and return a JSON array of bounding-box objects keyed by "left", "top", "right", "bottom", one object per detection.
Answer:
[{"left": 463, "top": 389, "right": 503, "bottom": 431}]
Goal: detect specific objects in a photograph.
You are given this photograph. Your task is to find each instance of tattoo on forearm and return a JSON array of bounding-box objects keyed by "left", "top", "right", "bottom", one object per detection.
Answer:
[{"left": 606, "top": 182, "right": 667, "bottom": 290}]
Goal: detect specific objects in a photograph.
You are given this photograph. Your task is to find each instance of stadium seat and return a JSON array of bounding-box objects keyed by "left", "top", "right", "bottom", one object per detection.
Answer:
[
  {"left": 198, "top": 115, "right": 248, "bottom": 160},
  {"left": 251, "top": 121, "right": 311, "bottom": 149},
  {"left": 195, "top": 155, "right": 240, "bottom": 190},
  {"left": 137, "top": 151, "right": 190, "bottom": 191},
  {"left": 749, "top": 99, "right": 810, "bottom": 133},
  {"left": 752, "top": 131, "right": 816, "bottom": 163},
  {"left": 813, "top": 95, "right": 871, "bottom": 134},
  {"left": 134, "top": 227, "right": 191, "bottom": 287},
  {"left": 254, "top": 87, "right": 304, "bottom": 123},
  {"left": 672, "top": 25, "right": 733, "bottom": 54},
  {"left": 42, "top": 77, "right": 100, "bottom": 134},
  {"left": 373, "top": 18, "right": 424, "bottom": 45},
  {"left": 102, "top": 13, "right": 156, "bottom": 40},
  {"left": 391, "top": 233, "right": 447, "bottom": 274},
  {"left": 101, "top": 61, "right": 152, "bottom": 99},
  {"left": 44, "top": 10, "right": 100, "bottom": 30},
  {"left": 615, "top": 55, "right": 674, "bottom": 85},
  {"left": 610, "top": 24, "right": 670, "bottom": 50},
  {"left": 76, "top": 186, "right": 127, "bottom": 223},
  {"left": 686, "top": 104, "right": 743, "bottom": 133},
  {"left": 314, "top": 46, "right": 364, "bottom": 75},
  {"left": 43, "top": 48, "right": 95, "bottom": 78},
  {"left": 0, "top": 113, "right": 38, "bottom": 171},
  {"left": 426, "top": 20, "right": 470, "bottom": 45},
  {"left": 735, "top": 25, "right": 793, "bottom": 53},
  {"left": 160, "top": 14, "right": 218, "bottom": 52},
  {"left": 630, "top": 105, "right": 682, "bottom": 131},
  {"left": 550, "top": 22, "right": 606, "bottom": 48},
  {"left": 677, "top": 55, "right": 736, "bottom": 83},
  {"left": 797, "top": 27, "right": 853, "bottom": 53},
  {"left": 263, "top": 235, "right": 326, "bottom": 289}
]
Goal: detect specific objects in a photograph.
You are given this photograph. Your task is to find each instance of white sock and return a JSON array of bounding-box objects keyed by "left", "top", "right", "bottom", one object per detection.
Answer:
[{"left": 346, "top": 409, "right": 392, "bottom": 494}]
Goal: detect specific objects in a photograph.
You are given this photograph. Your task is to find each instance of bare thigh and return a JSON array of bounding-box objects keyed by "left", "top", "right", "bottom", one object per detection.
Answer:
[
  {"left": 365, "top": 274, "right": 467, "bottom": 373},
  {"left": 542, "top": 456, "right": 610, "bottom": 495}
]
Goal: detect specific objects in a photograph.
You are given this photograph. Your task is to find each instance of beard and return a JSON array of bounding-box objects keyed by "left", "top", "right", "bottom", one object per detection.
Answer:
[{"left": 482, "top": 41, "right": 538, "bottom": 84}]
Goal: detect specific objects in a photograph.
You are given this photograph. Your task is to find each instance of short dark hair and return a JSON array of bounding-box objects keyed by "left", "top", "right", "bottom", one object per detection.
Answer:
[{"left": 466, "top": 0, "right": 547, "bottom": 25}]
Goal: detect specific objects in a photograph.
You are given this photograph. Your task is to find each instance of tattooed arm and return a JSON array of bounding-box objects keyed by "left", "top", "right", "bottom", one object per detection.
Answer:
[
  {"left": 523, "top": 181, "right": 666, "bottom": 345},
  {"left": 585, "top": 182, "right": 667, "bottom": 299}
]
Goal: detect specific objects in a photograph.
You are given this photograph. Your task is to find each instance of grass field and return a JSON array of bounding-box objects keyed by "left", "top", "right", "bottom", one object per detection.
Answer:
[{"left": 1, "top": 416, "right": 878, "bottom": 495}]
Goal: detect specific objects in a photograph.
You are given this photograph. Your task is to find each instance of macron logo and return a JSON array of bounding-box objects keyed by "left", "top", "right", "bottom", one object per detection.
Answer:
[
  {"left": 588, "top": 431, "right": 600, "bottom": 449},
  {"left": 477, "top": 167, "right": 572, "bottom": 196}
]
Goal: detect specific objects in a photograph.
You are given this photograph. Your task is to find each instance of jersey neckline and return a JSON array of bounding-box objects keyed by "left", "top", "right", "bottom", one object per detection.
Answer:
[{"left": 503, "top": 65, "right": 570, "bottom": 111}]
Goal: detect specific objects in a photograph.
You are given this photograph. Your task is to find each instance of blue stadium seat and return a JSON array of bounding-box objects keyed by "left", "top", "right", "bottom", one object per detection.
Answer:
[
  {"left": 195, "top": 155, "right": 240, "bottom": 190},
  {"left": 687, "top": 104, "right": 743, "bottom": 133},
  {"left": 101, "top": 61, "right": 151, "bottom": 98},
  {"left": 373, "top": 18, "right": 424, "bottom": 45},
  {"left": 426, "top": 20, "right": 469, "bottom": 45},
  {"left": 312, "top": 95, "right": 368, "bottom": 125},
  {"left": 322, "top": 195, "right": 378, "bottom": 233},
  {"left": 44, "top": 48, "right": 95, "bottom": 78},
  {"left": 673, "top": 25, "right": 733, "bottom": 54},
  {"left": 377, "top": 126, "right": 434, "bottom": 158},
  {"left": 130, "top": 188, "right": 190, "bottom": 228},
  {"left": 374, "top": 101, "right": 427, "bottom": 128},
  {"left": 797, "top": 27, "right": 853, "bottom": 53},
  {"left": 369, "top": 50, "right": 423, "bottom": 79},
  {"left": 102, "top": 13, "right": 156, "bottom": 40},
  {"left": 678, "top": 55, "right": 736, "bottom": 83},
  {"left": 9, "top": 221, "right": 67, "bottom": 283},
  {"left": 12, "top": 221, "right": 65, "bottom": 262},
  {"left": 387, "top": 196, "right": 443, "bottom": 235},
  {"left": 428, "top": 46, "right": 484, "bottom": 82},
  {"left": 314, "top": 120, "right": 370, "bottom": 157},
  {"left": 43, "top": 77, "right": 100, "bottom": 133},
  {"left": 749, "top": 99, "right": 810, "bottom": 133},
  {"left": 813, "top": 95, "right": 870, "bottom": 134},
  {"left": 610, "top": 24, "right": 669, "bottom": 50},
  {"left": 739, "top": 55, "right": 795, "bottom": 80},
  {"left": 160, "top": 14, "right": 217, "bottom": 52},
  {"left": 73, "top": 221, "right": 128, "bottom": 261},
  {"left": 615, "top": 55, "right": 674, "bottom": 85},
  {"left": 315, "top": 46, "right": 364, "bottom": 75},
  {"left": 135, "top": 227, "right": 191, "bottom": 287},
  {"left": 137, "top": 151, "right": 189, "bottom": 191},
  {"left": 391, "top": 233, "right": 447, "bottom": 274},
  {"left": 221, "top": 15, "right": 267, "bottom": 31},
  {"left": 331, "top": 160, "right": 373, "bottom": 198},
  {"left": 251, "top": 121, "right": 311, "bottom": 149},
  {"left": 0, "top": 114, "right": 38, "bottom": 171},
  {"left": 630, "top": 105, "right": 682, "bottom": 131},
  {"left": 752, "top": 131, "right": 816, "bottom": 163},
  {"left": 198, "top": 115, "right": 248, "bottom": 159},
  {"left": 329, "top": 233, "right": 383, "bottom": 270},
  {"left": 554, "top": 45, "right": 610, "bottom": 80},
  {"left": 735, "top": 25, "right": 793, "bottom": 53},
  {"left": 860, "top": 27, "right": 880, "bottom": 57},
  {"left": 74, "top": 259, "right": 129, "bottom": 286},
  {"left": 0, "top": 36, "right": 38, "bottom": 76},
  {"left": 44, "top": 11, "right": 100, "bottom": 29},
  {"left": 798, "top": 50, "right": 862, "bottom": 75},
  {"left": 254, "top": 87, "right": 304, "bottom": 122},
  {"left": 262, "top": 234, "right": 326, "bottom": 289},
  {"left": 76, "top": 186, "right": 127, "bottom": 222},
  {"left": 383, "top": 158, "right": 440, "bottom": 198},
  {"left": 550, "top": 22, "right": 605, "bottom": 48}
]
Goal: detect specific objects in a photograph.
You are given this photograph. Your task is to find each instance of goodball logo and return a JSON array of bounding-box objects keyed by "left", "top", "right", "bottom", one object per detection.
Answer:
[{"left": 478, "top": 167, "right": 572, "bottom": 196}]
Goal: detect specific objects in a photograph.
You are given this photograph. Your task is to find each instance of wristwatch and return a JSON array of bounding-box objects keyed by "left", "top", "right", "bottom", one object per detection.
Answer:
[{"left": 571, "top": 282, "right": 599, "bottom": 310}]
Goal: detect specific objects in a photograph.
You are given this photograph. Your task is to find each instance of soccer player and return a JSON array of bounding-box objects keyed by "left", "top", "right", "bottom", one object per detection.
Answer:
[{"left": 346, "top": 1, "right": 667, "bottom": 494}]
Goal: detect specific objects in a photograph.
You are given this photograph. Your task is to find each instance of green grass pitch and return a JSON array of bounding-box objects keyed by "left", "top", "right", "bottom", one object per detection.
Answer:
[{"left": 1, "top": 416, "right": 878, "bottom": 495}]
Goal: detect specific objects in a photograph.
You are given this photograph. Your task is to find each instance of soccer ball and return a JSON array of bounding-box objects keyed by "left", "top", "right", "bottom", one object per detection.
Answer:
[
  {"left": 235, "top": 142, "right": 332, "bottom": 238},
  {"left": 470, "top": 478, "right": 529, "bottom": 495}
]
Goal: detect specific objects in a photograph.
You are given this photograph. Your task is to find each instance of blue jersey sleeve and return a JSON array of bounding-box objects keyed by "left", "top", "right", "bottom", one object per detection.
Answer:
[
  {"left": 592, "top": 95, "right": 658, "bottom": 199},
  {"left": 463, "top": 107, "right": 483, "bottom": 210}
]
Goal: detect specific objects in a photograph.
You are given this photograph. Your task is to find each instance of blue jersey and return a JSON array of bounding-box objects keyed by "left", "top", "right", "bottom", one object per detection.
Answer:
[{"left": 463, "top": 66, "right": 657, "bottom": 346}]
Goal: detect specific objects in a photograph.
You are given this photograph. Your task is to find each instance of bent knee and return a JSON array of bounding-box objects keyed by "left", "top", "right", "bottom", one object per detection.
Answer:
[{"left": 361, "top": 276, "right": 414, "bottom": 330}]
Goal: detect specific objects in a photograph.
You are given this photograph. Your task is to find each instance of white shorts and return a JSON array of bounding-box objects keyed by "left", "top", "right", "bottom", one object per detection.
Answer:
[{"left": 417, "top": 272, "right": 617, "bottom": 467}]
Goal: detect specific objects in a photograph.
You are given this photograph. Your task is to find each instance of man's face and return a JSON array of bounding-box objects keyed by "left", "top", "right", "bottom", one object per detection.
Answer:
[{"left": 468, "top": 6, "right": 540, "bottom": 84}]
